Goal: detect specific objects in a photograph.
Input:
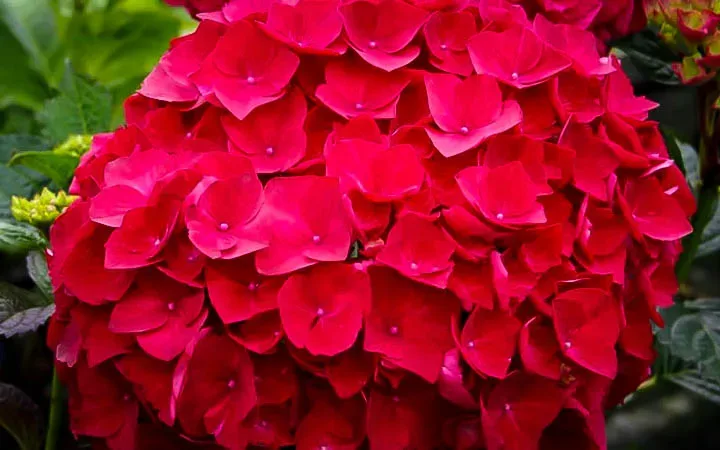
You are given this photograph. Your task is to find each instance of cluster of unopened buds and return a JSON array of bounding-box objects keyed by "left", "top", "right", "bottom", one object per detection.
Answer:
[
  {"left": 48, "top": 0, "right": 693, "bottom": 449},
  {"left": 647, "top": 0, "right": 720, "bottom": 83}
]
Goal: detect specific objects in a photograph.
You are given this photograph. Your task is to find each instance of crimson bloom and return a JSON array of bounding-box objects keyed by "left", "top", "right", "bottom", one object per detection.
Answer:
[
  {"left": 424, "top": 73, "right": 522, "bottom": 157},
  {"left": 277, "top": 263, "right": 371, "bottom": 356},
  {"left": 255, "top": 176, "right": 352, "bottom": 275},
  {"left": 49, "top": 1, "right": 690, "bottom": 448},
  {"left": 339, "top": 0, "right": 428, "bottom": 71},
  {"left": 468, "top": 26, "right": 571, "bottom": 88}
]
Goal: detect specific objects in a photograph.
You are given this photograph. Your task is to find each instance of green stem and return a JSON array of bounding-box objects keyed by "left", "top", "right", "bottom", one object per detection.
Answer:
[{"left": 44, "top": 369, "right": 62, "bottom": 450}]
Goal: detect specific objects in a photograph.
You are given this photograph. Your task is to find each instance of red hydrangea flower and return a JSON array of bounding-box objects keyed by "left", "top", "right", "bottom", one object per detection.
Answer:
[{"left": 49, "top": 1, "right": 690, "bottom": 449}]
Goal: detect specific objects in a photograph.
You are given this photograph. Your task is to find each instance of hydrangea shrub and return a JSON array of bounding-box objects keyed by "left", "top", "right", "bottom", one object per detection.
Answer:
[{"left": 49, "top": 1, "right": 694, "bottom": 449}]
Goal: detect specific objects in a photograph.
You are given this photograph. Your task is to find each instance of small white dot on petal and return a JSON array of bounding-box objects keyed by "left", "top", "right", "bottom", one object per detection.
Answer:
[
  {"left": 459, "top": 126, "right": 469, "bottom": 134},
  {"left": 496, "top": 213, "right": 504, "bottom": 220},
  {"left": 467, "top": 341, "right": 475, "bottom": 348},
  {"left": 167, "top": 302, "right": 176, "bottom": 311},
  {"left": 389, "top": 325, "right": 399, "bottom": 335},
  {"left": 265, "top": 147, "right": 274, "bottom": 156},
  {"left": 186, "top": 132, "right": 192, "bottom": 138},
  {"left": 246, "top": 76, "right": 256, "bottom": 84},
  {"left": 599, "top": 56, "right": 609, "bottom": 64},
  {"left": 440, "top": 43, "right": 448, "bottom": 50},
  {"left": 504, "top": 403, "right": 511, "bottom": 411},
  {"left": 312, "top": 235, "right": 321, "bottom": 244},
  {"left": 227, "top": 379, "right": 236, "bottom": 389},
  {"left": 511, "top": 72, "right": 519, "bottom": 80},
  {"left": 354, "top": 103, "right": 363, "bottom": 110},
  {"left": 369, "top": 41, "right": 377, "bottom": 49},
  {"left": 316, "top": 307, "right": 325, "bottom": 316},
  {"left": 219, "top": 223, "right": 229, "bottom": 231},
  {"left": 410, "top": 262, "right": 419, "bottom": 271},
  {"left": 564, "top": 341, "right": 572, "bottom": 349},
  {"left": 154, "top": 238, "right": 161, "bottom": 246}
]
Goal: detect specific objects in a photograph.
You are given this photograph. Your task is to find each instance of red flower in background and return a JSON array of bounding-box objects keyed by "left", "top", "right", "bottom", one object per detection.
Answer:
[{"left": 51, "top": 1, "right": 692, "bottom": 449}]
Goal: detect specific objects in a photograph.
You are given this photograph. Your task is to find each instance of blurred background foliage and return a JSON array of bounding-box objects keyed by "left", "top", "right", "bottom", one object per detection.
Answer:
[{"left": 0, "top": 0, "right": 194, "bottom": 135}]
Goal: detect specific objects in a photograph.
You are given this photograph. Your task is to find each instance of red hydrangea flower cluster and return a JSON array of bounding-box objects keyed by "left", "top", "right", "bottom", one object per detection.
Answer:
[
  {"left": 48, "top": 1, "right": 692, "bottom": 449},
  {"left": 165, "top": 0, "right": 646, "bottom": 41}
]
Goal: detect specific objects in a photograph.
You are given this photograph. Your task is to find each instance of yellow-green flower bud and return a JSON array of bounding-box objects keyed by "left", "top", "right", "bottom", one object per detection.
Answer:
[
  {"left": 11, "top": 188, "right": 78, "bottom": 227},
  {"left": 53, "top": 134, "right": 93, "bottom": 158}
]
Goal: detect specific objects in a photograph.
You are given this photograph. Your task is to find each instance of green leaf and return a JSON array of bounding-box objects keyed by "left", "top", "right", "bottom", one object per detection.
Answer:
[
  {"left": 0, "top": 382, "right": 42, "bottom": 450},
  {"left": 8, "top": 150, "right": 79, "bottom": 188},
  {"left": 669, "top": 307, "right": 720, "bottom": 382},
  {"left": 696, "top": 189, "right": 720, "bottom": 258},
  {"left": 677, "top": 185, "right": 719, "bottom": 281},
  {"left": 667, "top": 371, "right": 720, "bottom": 405},
  {"left": 0, "top": 282, "right": 47, "bottom": 321},
  {"left": 39, "top": 62, "right": 112, "bottom": 144},
  {"left": 0, "top": 304, "right": 55, "bottom": 337},
  {"left": 661, "top": 128, "right": 687, "bottom": 176},
  {"left": 26, "top": 250, "right": 52, "bottom": 300},
  {"left": 0, "top": 135, "right": 50, "bottom": 218},
  {"left": 64, "top": 1, "right": 182, "bottom": 89},
  {"left": 0, "top": 21, "right": 50, "bottom": 110},
  {"left": 613, "top": 30, "right": 681, "bottom": 86},
  {"left": 0, "top": 0, "right": 60, "bottom": 81},
  {"left": 0, "top": 220, "right": 48, "bottom": 254}
]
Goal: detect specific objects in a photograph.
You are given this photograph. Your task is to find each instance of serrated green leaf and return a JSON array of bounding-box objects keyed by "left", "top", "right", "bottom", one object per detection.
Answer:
[
  {"left": 0, "top": 304, "right": 55, "bottom": 337},
  {"left": 0, "top": 220, "right": 47, "bottom": 254},
  {"left": 0, "top": 382, "right": 42, "bottom": 450},
  {"left": 8, "top": 150, "right": 78, "bottom": 188},
  {"left": 26, "top": 250, "right": 52, "bottom": 300},
  {"left": 39, "top": 62, "right": 112, "bottom": 144}
]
